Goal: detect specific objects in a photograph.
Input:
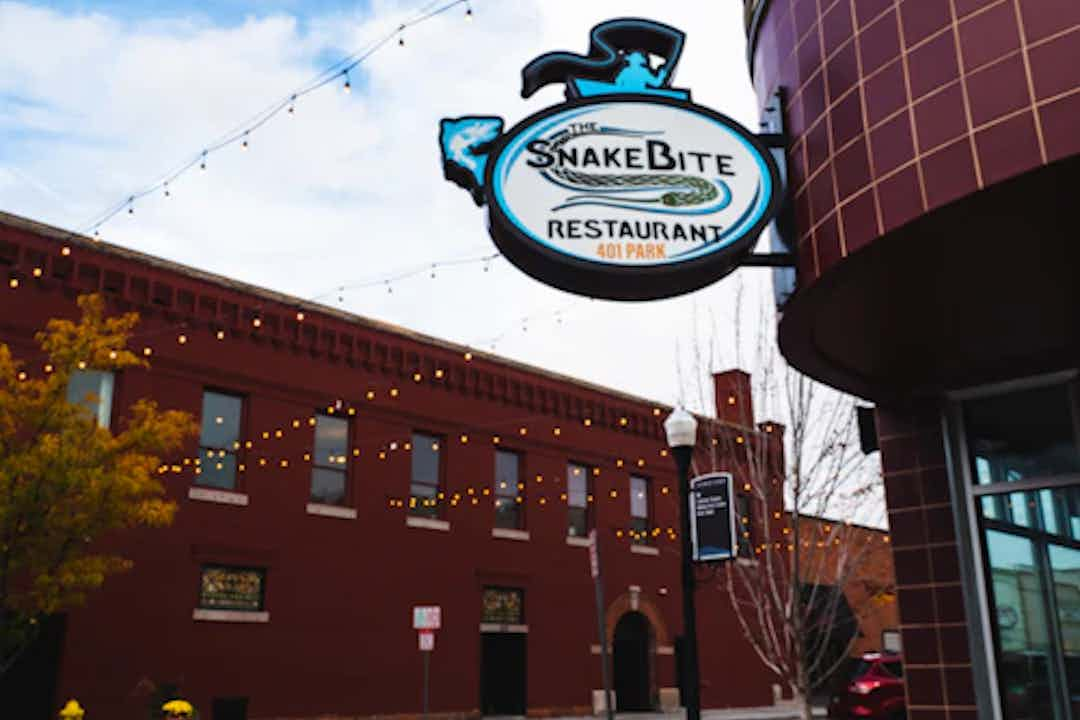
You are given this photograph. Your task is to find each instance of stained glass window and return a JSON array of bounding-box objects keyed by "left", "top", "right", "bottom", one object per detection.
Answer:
[
  {"left": 199, "top": 565, "right": 265, "bottom": 611},
  {"left": 482, "top": 587, "right": 523, "bottom": 625}
]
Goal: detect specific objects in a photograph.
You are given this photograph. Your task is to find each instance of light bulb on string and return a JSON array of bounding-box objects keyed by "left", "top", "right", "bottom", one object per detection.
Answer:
[
  {"left": 288, "top": 95, "right": 296, "bottom": 115},
  {"left": 200, "top": 151, "right": 208, "bottom": 171},
  {"left": 241, "top": 132, "right": 250, "bottom": 151},
  {"left": 398, "top": 25, "right": 406, "bottom": 46},
  {"left": 465, "top": 3, "right": 473, "bottom": 20},
  {"left": 342, "top": 71, "right": 352, "bottom": 93},
  {"left": 164, "top": 182, "right": 171, "bottom": 198},
  {"left": 127, "top": 196, "right": 135, "bottom": 215}
]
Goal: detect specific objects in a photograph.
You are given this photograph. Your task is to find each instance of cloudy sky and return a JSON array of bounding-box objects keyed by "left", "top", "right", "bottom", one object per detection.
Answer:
[{"left": 0, "top": 0, "right": 777, "bottom": 415}]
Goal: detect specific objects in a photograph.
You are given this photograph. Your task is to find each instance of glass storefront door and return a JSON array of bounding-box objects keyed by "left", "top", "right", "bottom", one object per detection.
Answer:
[
  {"left": 962, "top": 381, "right": 1080, "bottom": 720},
  {"left": 983, "top": 527, "right": 1065, "bottom": 719},
  {"left": 1049, "top": 545, "right": 1080, "bottom": 718}
]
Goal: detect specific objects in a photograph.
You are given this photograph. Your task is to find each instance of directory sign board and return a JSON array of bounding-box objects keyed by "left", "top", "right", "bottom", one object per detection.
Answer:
[{"left": 689, "top": 472, "right": 737, "bottom": 562}]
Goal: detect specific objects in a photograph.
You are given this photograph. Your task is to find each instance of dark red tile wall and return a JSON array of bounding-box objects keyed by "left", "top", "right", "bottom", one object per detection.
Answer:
[
  {"left": 875, "top": 402, "right": 974, "bottom": 718},
  {"left": 751, "top": 0, "right": 1080, "bottom": 288}
]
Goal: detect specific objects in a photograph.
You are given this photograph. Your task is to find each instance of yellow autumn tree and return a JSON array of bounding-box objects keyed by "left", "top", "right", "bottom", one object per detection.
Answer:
[{"left": 0, "top": 294, "right": 196, "bottom": 676}]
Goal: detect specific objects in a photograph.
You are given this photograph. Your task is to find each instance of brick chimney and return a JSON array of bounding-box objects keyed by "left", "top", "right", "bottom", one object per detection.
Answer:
[{"left": 713, "top": 369, "right": 754, "bottom": 426}]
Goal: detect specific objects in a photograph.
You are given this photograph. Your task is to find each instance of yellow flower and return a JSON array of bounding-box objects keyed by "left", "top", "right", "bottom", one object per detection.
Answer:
[
  {"left": 59, "top": 699, "right": 85, "bottom": 719},
  {"left": 162, "top": 699, "right": 194, "bottom": 717}
]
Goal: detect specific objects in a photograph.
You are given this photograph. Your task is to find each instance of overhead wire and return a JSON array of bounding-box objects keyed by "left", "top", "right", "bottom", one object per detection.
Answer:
[{"left": 79, "top": 0, "right": 477, "bottom": 235}]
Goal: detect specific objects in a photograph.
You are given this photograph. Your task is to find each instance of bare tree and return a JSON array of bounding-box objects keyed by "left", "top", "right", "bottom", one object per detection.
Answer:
[{"left": 678, "top": 292, "right": 892, "bottom": 720}]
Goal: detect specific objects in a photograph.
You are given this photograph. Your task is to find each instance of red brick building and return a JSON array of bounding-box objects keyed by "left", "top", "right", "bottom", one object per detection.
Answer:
[
  {"left": 746, "top": 0, "right": 1080, "bottom": 718},
  {"left": 0, "top": 211, "right": 800, "bottom": 720}
]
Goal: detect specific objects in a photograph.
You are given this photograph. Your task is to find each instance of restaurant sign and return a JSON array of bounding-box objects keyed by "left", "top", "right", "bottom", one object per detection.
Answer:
[{"left": 439, "top": 18, "right": 783, "bottom": 300}]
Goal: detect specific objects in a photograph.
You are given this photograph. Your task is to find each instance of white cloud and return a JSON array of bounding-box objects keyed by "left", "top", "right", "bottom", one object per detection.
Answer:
[{"left": 0, "top": 0, "right": 773, "bottom": 412}]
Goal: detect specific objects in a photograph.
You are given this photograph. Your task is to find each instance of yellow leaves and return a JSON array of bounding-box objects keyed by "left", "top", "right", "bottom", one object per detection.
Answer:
[
  {"left": 134, "top": 498, "right": 178, "bottom": 528},
  {"left": 35, "top": 294, "right": 147, "bottom": 377},
  {"left": 0, "top": 294, "right": 196, "bottom": 623}
]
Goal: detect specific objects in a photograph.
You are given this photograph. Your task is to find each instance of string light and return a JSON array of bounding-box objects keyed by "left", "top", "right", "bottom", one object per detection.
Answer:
[
  {"left": 241, "top": 133, "right": 250, "bottom": 151},
  {"left": 465, "top": 2, "right": 473, "bottom": 19},
  {"left": 200, "top": 151, "right": 208, "bottom": 171},
  {"left": 164, "top": 183, "right": 171, "bottom": 198},
  {"left": 288, "top": 95, "right": 296, "bottom": 115},
  {"left": 342, "top": 71, "right": 352, "bottom": 93}
]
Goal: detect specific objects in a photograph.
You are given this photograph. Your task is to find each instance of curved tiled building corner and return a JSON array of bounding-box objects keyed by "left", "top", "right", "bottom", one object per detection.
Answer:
[{"left": 750, "top": 0, "right": 1080, "bottom": 285}]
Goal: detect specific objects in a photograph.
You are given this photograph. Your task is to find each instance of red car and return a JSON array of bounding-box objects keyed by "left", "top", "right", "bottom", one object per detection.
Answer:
[{"left": 828, "top": 652, "right": 906, "bottom": 720}]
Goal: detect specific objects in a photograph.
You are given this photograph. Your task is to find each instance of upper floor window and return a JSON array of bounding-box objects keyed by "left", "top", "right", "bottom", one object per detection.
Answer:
[
  {"left": 567, "top": 462, "right": 592, "bottom": 537},
  {"left": 199, "top": 565, "right": 266, "bottom": 612},
  {"left": 198, "top": 390, "right": 243, "bottom": 490},
  {"left": 494, "top": 450, "right": 524, "bottom": 530},
  {"left": 630, "top": 475, "right": 651, "bottom": 544},
  {"left": 736, "top": 493, "right": 754, "bottom": 558},
  {"left": 66, "top": 370, "right": 114, "bottom": 428},
  {"left": 311, "top": 413, "right": 349, "bottom": 506},
  {"left": 411, "top": 432, "right": 443, "bottom": 518}
]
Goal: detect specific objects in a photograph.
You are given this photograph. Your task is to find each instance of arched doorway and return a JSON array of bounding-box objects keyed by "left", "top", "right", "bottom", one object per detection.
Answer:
[{"left": 613, "top": 611, "right": 653, "bottom": 711}]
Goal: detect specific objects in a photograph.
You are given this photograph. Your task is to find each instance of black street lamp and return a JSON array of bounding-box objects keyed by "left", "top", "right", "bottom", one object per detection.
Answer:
[{"left": 664, "top": 407, "right": 700, "bottom": 720}]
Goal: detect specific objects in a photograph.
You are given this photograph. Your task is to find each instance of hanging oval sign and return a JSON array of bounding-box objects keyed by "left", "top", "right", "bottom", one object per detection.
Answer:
[
  {"left": 486, "top": 97, "right": 780, "bottom": 299},
  {"left": 438, "top": 19, "right": 784, "bottom": 300}
]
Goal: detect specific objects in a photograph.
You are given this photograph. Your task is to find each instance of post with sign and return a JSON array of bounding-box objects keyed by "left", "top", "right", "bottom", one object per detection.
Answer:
[
  {"left": 413, "top": 606, "right": 441, "bottom": 719},
  {"left": 588, "top": 530, "right": 615, "bottom": 720}
]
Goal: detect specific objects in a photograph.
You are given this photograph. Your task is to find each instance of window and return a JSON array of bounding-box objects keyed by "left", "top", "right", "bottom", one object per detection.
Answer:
[
  {"left": 494, "top": 450, "right": 523, "bottom": 530},
  {"left": 198, "top": 391, "right": 243, "bottom": 490},
  {"left": 736, "top": 493, "right": 754, "bottom": 558},
  {"left": 66, "top": 370, "right": 114, "bottom": 428},
  {"left": 311, "top": 413, "right": 349, "bottom": 505},
  {"left": 567, "top": 462, "right": 592, "bottom": 537},
  {"left": 630, "top": 475, "right": 650, "bottom": 544},
  {"left": 965, "top": 384, "right": 1080, "bottom": 484},
  {"left": 199, "top": 565, "right": 265, "bottom": 611},
  {"left": 410, "top": 432, "right": 443, "bottom": 517},
  {"left": 482, "top": 587, "right": 523, "bottom": 625}
]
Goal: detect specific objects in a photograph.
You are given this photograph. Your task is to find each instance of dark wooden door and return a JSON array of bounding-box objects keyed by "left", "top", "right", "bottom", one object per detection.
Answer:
[
  {"left": 480, "top": 633, "right": 526, "bottom": 715},
  {"left": 614, "top": 612, "right": 652, "bottom": 711}
]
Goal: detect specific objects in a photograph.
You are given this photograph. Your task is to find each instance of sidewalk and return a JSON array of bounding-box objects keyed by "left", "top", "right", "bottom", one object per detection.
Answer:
[{"left": 531, "top": 706, "right": 827, "bottom": 720}]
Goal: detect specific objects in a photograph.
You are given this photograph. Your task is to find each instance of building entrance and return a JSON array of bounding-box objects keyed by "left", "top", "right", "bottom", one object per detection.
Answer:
[
  {"left": 613, "top": 611, "right": 653, "bottom": 711},
  {"left": 480, "top": 633, "right": 526, "bottom": 715},
  {"left": 956, "top": 380, "right": 1080, "bottom": 720}
]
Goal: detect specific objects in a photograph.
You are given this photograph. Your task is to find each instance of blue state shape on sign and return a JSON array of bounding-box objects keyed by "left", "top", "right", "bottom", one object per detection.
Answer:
[{"left": 439, "top": 116, "right": 505, "bottom": 206}]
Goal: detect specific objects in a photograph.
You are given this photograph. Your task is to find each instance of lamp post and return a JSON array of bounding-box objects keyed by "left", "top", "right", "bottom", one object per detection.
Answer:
[{"left": 664, "top": 407, "right": 700, "bottom": 720}]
